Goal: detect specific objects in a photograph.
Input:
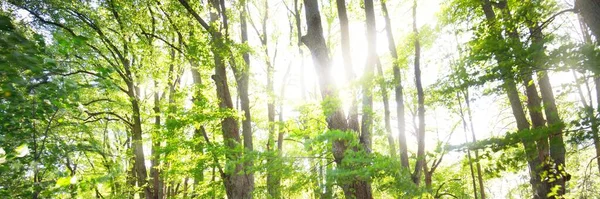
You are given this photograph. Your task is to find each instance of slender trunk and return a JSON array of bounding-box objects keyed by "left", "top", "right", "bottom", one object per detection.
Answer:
[
  {"left": 480, "top": 1, "right": 546, "bottom": 197},
  {"left": 464, "top": 90, "right": 485, "bottom": 199},
  {"left": 376, "top": 59, "right": 397, "bottom": 157},
  {"left": 380, "top": 0, "right": 409, "bottom": 168},
  {"left": 191, "top": 0, "right": 252, "bottom": 198},
  {"left": 293, "top": 0, "right": 306, "bottom": 100},
  {"left": 263, "top": 1, "right": 281, "bottom": 197},
  {"left": 362, "top": 0, "right": 376, "bottom": 154},
  {"left": 539, "top": 71, "right": 567, "bottom": 193},
  {"left": 424, "top": 164, "right": 433, "bottom": 190},
  {"left": 518, "top": 39, "right": 549, "bottom": 199},
  {"left": 278, "top": 62, "right": 292, "bottom": 152},
  {"left": 594, "top": 77, "right": 600, "bottom": 174},
  {"left": 302, "top": 0, "right": 371, "bottom": 197},
  {"left": 506, "top": 72, "right": 545, "bottom": 199},
  {"left": 578, "top": 16, "right": 600, "bottom": 175},
  {"left": 248, "top": 1, "right": 280, "bottom": 197},
  {"left": 529, "top": 24, "right": 567, "bottom": 196},
  {"left": 499, "top": 7, "right": 552, "bottom": 197},
  {"left": 336, "top": 0, "right": 360, "bottom": 133},
  {"left": 151, "top": 82, "right": 163, "bottom": 199},
  {"left": 239, "top": 0, "right": 254, "bottom": 155},
  {"left": 182, "top": 178, "right": 189, "bottom": 198},
  {"left": 127, "top": 149, "right": 137, "bottom": 199},
  {"left": 458, "top": 92, "right": 479, "bottom": 199},
  {"left": 238, "top": 0, "right": 256, "bottom": 193},
  {"left": 353, "top": 0, "right": 377, "bottom": 196},
  {"left": 517, "top": 23, "right": 550, "bottom": 199},
  {"left": 129, "top": 84, "right": 152, "bottom": 199},
  {"left": 411, "top": 0, "right": 426, "bottom": 186}
]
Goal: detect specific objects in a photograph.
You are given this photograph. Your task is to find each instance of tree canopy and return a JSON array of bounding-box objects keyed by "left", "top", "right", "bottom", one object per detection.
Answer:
[{"left": 1, "top": 0, "right": 600, "bottom": 198}]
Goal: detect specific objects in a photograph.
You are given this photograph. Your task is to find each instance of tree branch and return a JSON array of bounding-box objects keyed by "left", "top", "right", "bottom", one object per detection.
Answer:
[
  {"left": 84, "top": 111, "right": 132, "bottom": 127},
  {"left": 177, "top": 0, "right": 212, "bottom": 33}
]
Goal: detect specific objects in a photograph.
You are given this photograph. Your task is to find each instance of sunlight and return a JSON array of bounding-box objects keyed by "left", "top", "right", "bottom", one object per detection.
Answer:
[{"left": 3, "top": 0, "right": 598, "bottom": 198}]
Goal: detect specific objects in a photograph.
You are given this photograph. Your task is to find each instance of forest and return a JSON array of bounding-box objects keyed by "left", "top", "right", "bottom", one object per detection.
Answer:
[{"left": 1, "top": 0, "right": 600, "bottom": 198}]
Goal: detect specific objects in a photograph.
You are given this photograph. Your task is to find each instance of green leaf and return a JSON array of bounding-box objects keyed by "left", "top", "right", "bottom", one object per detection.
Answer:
[
  {"left": 55, "top": 177, "right": 71, "bottom": 187},
  {"left": 527, "top": 79, "right": 534, "bottom": 87},
  {"left": 15, "top": 144, "right": 29, "bottom": 158}
]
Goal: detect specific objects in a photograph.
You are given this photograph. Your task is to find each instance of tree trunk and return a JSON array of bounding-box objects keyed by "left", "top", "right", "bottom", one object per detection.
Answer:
[
  {"left": 501, "top": 4, "right": 552, "bottom": 196},
  {"left": 151, "top": 82, "right": 163, "bottom": 199},
  {"left": 464, "top": 90, "right": 485, "bottom": 199},
  {"left": 129, "top": 83, "right": 152, "bottom": 199},
  {"left": 361, "top": 0, "right": 376, "bottom": 155},
  {"left": 411, "top": 0, "right": 426, "bottom": 186},
  {"left": 576, "top": 0, "right": 600, "bottom": 40},
  {"left": 354, "top": 0, "right": 378, "bottom": 196},
  {"left": 457, "top": 92, "right": 479, "bottom": 199},
  {"left": 336, "top": 0, "right": 360, "bottom": 133},
  {"left": 380, "top": 0, "right": 409, "bottom": 168},
  {"left": 211, "top": 25, "right": 253, "bottom": 199},
  {"left": 239, "top": 0, "right": 254, "bottom": 157},
  {"left": 254, "top": 1, "right": 281, "bottom": 197},
  {"left": 578, "top": 15, "right": 600, "bottom": 175},
  {"left": 301, "top": 0, "right": 371, "bottom": 197},
  {"left": 529, "top": 24, "right": 568, "bottom": 196},
  {"left": 479, "top": 1, "right": 547, "bottom": 197},
  {"left": 522, "top": 73, "right": 551, "bottom": 199},
  {"left": 238, "top": 0, "right": 256, "bottom": 194},
  {"left": 177, "top": 0, "right": 253, "bottom": 197},
  {"left": 376, "top": 59, "right": 397, "bottom": 157},
  {"left": 594, "top": 77, "right": 600, "bottom": 174},
  {"left": 424, "top": 165, "right": 433, "bottom": 190},
  {"left": 127, "top": 150, "right": 137, "bottom": 199},
  {"left": 293, "top": 0, "right": 306, "bottom": 100}
]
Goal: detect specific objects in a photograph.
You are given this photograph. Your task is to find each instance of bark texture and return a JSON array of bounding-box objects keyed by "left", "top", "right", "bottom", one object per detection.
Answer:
[
  {"left": 530, "top": 24, "right": 568, "bottom": 196},
  {"left": 376, "top": 59, "right": 397, "bottom": 157},
  {"left": 576, "top": 0, "right": 600, "bottom": 40},
  {"left": 479, "top": 1, "right": 546, "bottom": 198},
  {"left": 411, "top": 0, "right": 426, "bottom": 186},
  {"left": 380, "top": 0, "right": 409, "bottom": 168},
  {"left": 302, "top": 0, "right": 371, "bottom": 197},
  {"left": 178, "top": 0, "right": 253, "bottom": 198},
  {"left": 336, "top": 0, "right": 360, "bottom": 133}
]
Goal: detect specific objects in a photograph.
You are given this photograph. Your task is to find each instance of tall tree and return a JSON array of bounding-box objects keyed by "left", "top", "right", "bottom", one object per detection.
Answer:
[
  {"left": 457, "top": 92, "right": 480, "bottom": 199},
  {"left": 376, "top": 60, "right": 397, "bottom": 157},
  {"left": 301, "top": 0, "right": 371, "bottom": 197},
  {"left": 177, "top": 0, "right": 253, "bottom": 198},
  {"left": 529, "top": 23, "right": 568, "bottom": 196},
  {"left": 380, "top": 0, "right": 410, "bottom": 168},
  {"left": 464, "top": 90, "right": 486, "bottom": 199},
  {"left": 478, "top": 0, "right": 550, "bottom": 197},
  {"left": 362, "top": 0, "right": 376, "bottom": 156},
  {"left": 411, "top": 0, "right": 426, "bottom": 186},
  {"left": 576, "top": 1, "right": 600, "bottom": 174},
  {"left": 237, "top": 2, "right": 255, "bottom": 193},
  {"left": 336, "top": 0, "right": 360, "bottom": 133},
  {"left": 248, "top": 0, "right": 282, "bottom": 197},
  {"left": 239, "top": 0, "right": 255, "bottom": 160}
]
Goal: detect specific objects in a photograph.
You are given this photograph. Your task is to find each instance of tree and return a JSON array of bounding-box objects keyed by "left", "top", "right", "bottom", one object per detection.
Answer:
[
  {"left": 177, "top": 0, "right": 253, "bottom": 198},
  {"left": 301, "top": 0, "right": 372, "bottom": 197},
  {"left": 380, "top": 0, "right": 410, "bottom": 168},
  {"left": 576, "top": 0, "right": 600, "bottom": 41},
  {"left": 411, "top": 0, "right": 426, "bottom": 186},
  {"left": 336, "top": 0, "right": 360, "bottom": 133}
]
